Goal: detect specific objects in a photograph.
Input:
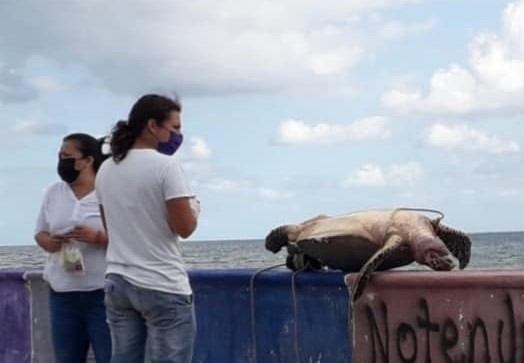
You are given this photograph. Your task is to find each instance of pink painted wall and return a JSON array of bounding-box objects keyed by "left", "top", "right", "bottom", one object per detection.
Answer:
[{"left": 346, "top": 270, "right": 524, "bottom": 363}]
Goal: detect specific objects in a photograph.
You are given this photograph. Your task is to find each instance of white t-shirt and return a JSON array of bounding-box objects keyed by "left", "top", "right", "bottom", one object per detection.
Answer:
[
  {"left": 35, "top": 182, "right": 107, "bottom": 292},
  {"left": 95, "top": 149, "right": 195, "bottom": 295}
]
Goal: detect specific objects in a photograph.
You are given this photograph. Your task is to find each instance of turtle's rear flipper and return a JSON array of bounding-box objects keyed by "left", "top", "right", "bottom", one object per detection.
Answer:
[
  {"left": 351, "top": 234, "right": 403, "bottom": 303},
  {"left": 265, "top": 225, "right": 291, "bottom": 253},
  {"left": 285, "top": 249, "right": 324, "bottom": 271}
]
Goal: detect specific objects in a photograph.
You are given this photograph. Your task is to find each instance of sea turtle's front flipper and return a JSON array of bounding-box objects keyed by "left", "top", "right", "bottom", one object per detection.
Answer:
[{"left": 351, "top": 234, "right": 403, "bottom": 303}]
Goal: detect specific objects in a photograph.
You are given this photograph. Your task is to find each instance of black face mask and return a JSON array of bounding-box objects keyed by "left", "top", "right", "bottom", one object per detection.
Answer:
[{"left": 57, "top": 158, "right": 80, "bottom": 184}]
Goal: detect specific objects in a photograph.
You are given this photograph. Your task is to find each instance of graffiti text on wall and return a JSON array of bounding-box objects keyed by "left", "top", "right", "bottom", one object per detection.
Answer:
[{"left": 362, "top": 293, "right": 519, "bottom": 363}]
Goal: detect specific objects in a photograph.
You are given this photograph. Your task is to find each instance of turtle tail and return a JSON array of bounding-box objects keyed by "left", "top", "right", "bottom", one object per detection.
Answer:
[
  {"left": 351, "top": 234, "right": 403, "bottom": 303},
  {"left": 265, "top": 225, "right": 291, "bottom": 253},
  {"left": 431, "top": 221, "right": 472, "bottom": 269}
]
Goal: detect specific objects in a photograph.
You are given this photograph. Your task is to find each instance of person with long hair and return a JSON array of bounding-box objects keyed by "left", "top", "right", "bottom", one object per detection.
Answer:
[
  {"left": 35, "top": 133, "right": 111, "bottom": 363},
  {"left": 95, "top": 94, "right": 199, "bottom": 363}
]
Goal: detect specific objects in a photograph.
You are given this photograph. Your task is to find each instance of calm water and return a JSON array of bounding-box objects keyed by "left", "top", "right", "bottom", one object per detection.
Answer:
[{"left": 0, "top": 232, "right": 523, "bottom": 270}]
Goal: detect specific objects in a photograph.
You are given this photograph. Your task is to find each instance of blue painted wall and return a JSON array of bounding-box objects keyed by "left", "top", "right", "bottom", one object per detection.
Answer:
[
  {"left": 190, "top": 269, "right": 351, "bottom": 363},
  {"left": 0, "top": 268, "right": 351, "bottom": 363}
]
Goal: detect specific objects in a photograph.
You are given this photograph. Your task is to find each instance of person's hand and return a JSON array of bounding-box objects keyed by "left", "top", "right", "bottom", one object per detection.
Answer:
[
  {"left": 45, "top": 233, "right": 69, "bottom": 253},
  {"left": 66, "top": 225, "right": 98, "bottom": 244}
]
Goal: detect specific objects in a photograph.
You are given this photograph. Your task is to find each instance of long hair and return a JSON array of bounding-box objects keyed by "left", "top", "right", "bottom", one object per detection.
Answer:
[
  {"left": 63, "top": 133, "right": 109, "bottom": 172},
  {"left": 110, "top": 94, "right": 182, "bottom": 163}
]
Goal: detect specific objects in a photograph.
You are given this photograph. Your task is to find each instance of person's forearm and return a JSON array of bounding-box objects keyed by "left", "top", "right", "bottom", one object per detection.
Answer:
[
  {"left": 94, "top": 230, "right": 108, "bottom": 248},
  {"left": 35, "top": 232, "right": 53, "bottom": 252}
]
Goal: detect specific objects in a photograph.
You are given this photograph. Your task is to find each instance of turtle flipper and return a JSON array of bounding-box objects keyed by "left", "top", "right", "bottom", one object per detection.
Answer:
[
  {"left": 351, "top": 234, "right": 403, "bottom": 303},
  {"left": 285, "top": 244, "right": 324, "bottom": 271}
]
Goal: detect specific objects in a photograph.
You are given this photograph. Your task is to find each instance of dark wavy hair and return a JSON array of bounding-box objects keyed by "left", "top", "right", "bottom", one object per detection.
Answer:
[
  {"left": 63, "top": 133, "right": 109, "bottom": 172},
  {"left": 109, "top": 94, "right": 182, "bottom": 163}
]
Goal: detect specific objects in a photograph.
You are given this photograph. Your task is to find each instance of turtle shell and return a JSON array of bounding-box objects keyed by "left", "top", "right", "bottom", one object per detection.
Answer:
[{"left": 294, "top": 234, "right": 413, "bottom": 272}]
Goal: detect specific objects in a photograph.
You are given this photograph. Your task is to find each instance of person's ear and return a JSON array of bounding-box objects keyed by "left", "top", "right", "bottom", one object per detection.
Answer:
[
  {"left": 147, "top": 118, "right": 158, "bottom": 134},
  {"left": 81, "top": 155, "right": 95, "bottom": 170}
]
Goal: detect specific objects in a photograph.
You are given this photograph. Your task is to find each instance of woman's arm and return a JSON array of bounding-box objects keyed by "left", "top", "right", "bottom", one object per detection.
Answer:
[
  {"left": 66, "top": 225, "right": 108, "bottom": 248},
  {"left": 166, "top": 197, "right": 198, "bottom": 239},
  {"left": 35, "top": 231, "right": 67, "bottom": 253}
]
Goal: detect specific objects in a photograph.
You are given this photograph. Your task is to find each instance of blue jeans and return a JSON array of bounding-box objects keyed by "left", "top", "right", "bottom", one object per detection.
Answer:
[
  {"left": 49, "top": 289, "right": 111, "bottom": 363},
  {"left": 104, "top": 274, "right": 196, "bottom": 363}
]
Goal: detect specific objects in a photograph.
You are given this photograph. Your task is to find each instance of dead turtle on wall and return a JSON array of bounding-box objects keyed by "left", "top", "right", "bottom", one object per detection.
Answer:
[{"left": 264, "top": 208, "right": 471, "bottom": 302}]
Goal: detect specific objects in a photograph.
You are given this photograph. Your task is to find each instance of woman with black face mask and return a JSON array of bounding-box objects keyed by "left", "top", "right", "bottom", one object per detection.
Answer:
[{"left": 34, "top": 133, "right": 111, "bottom": 363}]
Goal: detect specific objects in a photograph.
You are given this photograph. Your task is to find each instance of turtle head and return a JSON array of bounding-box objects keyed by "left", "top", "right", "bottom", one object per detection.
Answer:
[
  {"left": 432, "top": 222, "right": 472, "bottom": 269},
  {"left": 413, "top": 235, "right": 459, "bottom": 271},
  {"left": 265, "top": 226, "right": 289, "bottom": 253}
]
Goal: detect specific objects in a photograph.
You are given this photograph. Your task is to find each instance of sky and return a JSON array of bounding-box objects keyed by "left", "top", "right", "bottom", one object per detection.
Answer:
[{"left": 1, "top": 0, "right": 523, "bottom": 246}]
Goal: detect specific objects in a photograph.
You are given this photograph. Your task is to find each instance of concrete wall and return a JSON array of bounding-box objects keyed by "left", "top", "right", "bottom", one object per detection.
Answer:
[
  {"left": 191, "top": 269, "right": 350, "bottom": 362},
  {"left": 22, "top": 271, "right": 96, "bottom": 363},
  {"left": 0, "top": 270, "right": 31, "bottom": 363},
  {"left": 0, "top": 268, "right": 351, "bottom": 363},
  {"left": 6, "top": 267, "right": 524, "bottom": 362},
  {"left": 346, "top": 270, "right": 524, "bottom": 363}
]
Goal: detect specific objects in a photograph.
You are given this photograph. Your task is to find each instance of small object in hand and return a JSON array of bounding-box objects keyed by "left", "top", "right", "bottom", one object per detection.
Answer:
[{"left": 62, "top": 244, "right": 86, "bottom": 274}]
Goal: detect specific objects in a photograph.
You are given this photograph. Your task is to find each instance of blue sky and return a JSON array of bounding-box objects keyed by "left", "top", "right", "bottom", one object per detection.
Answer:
[{"left": 1, "top": 0, "right": 523, "bottom": 245}]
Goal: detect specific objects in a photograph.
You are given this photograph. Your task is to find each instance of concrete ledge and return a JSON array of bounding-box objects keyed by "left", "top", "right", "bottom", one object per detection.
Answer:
[
  {"left": 345, "top": 270, "right": 524, "bottom": 363},
  {"left": 8, "top": 267, "right": 524, "bottom": 363},
  {"left": 190, "top": 268, "right": 350, "bottom": 362},
  {"left": 0, "top": 269, "right": 31, "bottom": 363},
  {"left": 1, "top": 268, "right": 352, "bottom": 363}
]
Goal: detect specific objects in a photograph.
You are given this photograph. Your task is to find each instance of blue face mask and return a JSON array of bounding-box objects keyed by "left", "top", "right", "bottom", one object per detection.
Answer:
[{"left": 158, "top": 131, "right": 183, "bottom": 155}]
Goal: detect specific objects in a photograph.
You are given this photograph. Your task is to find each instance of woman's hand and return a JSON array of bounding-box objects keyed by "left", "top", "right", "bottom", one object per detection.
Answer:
[
  {"left": 35, "top": 232, "right": 69, "bottom": 253},
  {"left": 66, "top": 225, "right": 98, "bottom": 244},
  {"left": 47, "top": 234, "right": 69, "bottom": 252}
]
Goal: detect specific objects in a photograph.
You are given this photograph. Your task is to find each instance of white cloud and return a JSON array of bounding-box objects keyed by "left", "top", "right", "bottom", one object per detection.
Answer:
[
  {"left": 30, "top": 76, "right": 65, "bottom": 93},
  {"left": 387, "top": 162, "right": 423, "bottom": 186},
  {"left": 381, "top": 89, "right": 421, "bottom": 109},
  {"left": 426, "top": 123, "right": 520, "bottom": 154},
  {"left": 204, "top": 177, "right": 293, "bottom": 200},
  {"left": 205, "top": 178, "right": 245, "bottom": 192},
  {"left": 256, "top": 187, "right": 294, "bottom": 200},
  {"left": 382, "top": 0, "right": 524, "bottom": 115},
  {"left": 382, "top": 64, "right": 479, "bottom": 114},
  {"left": 496, "top": 189, "right": 522, "bottom": 198},
  {"left": 273, "top": 116, "right": 391, "bottom": 145},
  {"left": 343, "top": 164, "right": 386, "bottom": 187},
  {"left": 378, "top": 17, "right": 436, "bottom": 40},
  {"left": 0, "top": 0, "right": 424, "bottom": 101},
  {"left": 341, "top": 162, "right": 422, "bottom": 187},
  {"left": 0, "top": 64, "right": 38, "bottom": 103},
  {"left": 189, "top": 137, "right": 212, "bottom": 160},
  {"left": 11, "top": 120, "right": 67, "bottom": 135}
]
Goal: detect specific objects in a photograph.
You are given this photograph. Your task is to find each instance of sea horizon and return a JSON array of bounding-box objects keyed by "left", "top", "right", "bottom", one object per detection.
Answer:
[{"left": 2, "top": 229, "right": 524, "bottom": 248}]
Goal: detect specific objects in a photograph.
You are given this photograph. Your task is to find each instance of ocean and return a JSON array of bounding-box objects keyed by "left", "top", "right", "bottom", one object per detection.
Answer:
[{"left": 1, "top": 231, "right": 524, "bottom": 271}]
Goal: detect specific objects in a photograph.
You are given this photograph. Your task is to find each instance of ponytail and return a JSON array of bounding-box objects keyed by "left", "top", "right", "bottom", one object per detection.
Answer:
[
  {"left": 110, "top": 120, "right": 136, "bottom": 163},
  {"left": 109, "top": 94, "right": 182, "bottom": 163}
]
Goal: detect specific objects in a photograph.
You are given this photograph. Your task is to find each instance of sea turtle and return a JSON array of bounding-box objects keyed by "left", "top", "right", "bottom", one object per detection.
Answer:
[{"left": 265, "top": 209, "right": 471, "bottom": 302}]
